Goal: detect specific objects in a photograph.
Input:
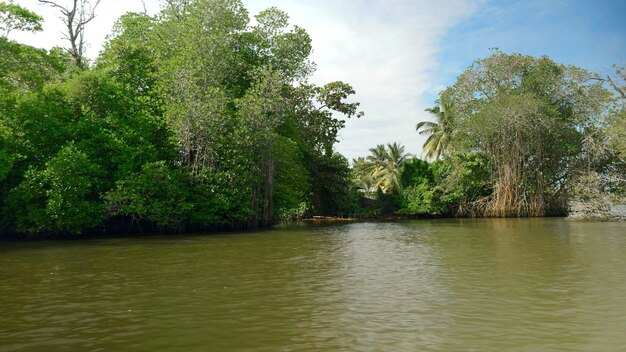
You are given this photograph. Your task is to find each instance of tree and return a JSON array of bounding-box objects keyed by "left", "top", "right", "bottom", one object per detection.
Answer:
[
  {"left": 308, "top": 152, "right": 353, "bottom": 216},
  {"left": 277, "top": 79, "right": 362, "bottom": 218},
  {"left": 366, "top": 142, "right": 411, "bottom": 193},
  {"left": 287, "top": 81, "right": 363, "bottom": 157},
  {"left": 569, "top": 64, "right": 626, "bottom": 220},
  {"left": 37, "top": 0, "right": 101, "bottom": 69},
  {"left": 6, "top": 143, "right": 104, "bottom": 234},
  {"left": 605, "top": 65, "right": 626, "bottom": 162},
  {"left": 416, "top": 101, "right": 453, "bottom": 160},
  {"left": 250, "top": 7, "right": 314, "bottom": 81},
  {"left": 351, "top": 157, "right": 375, "bottom": 198},
  {"left": 273, "top": 136, "right": 310, "bottom": 220},
  {"left": 0, "top": 38, "right": 70, "bottom": 93},
  {"left": 365, "top": 144, "right": 387, "bottom": 171},
  {"left": 353, "top": 173, "right": 376, "bottom": 199},
  {"left": 0, "top": 1, "right": 43, "bottom": 37},
  {"left": 105, "top": 161, "right": 191, "bottom": 231},
  {"left": 236, "top": 68, "right": 287, "bottom": 226},
  {"left": 1, "top": 0, "right": 365, "bottom": 237},
  {"left": 440, "top": 51, "right": 610, "bottom": 217}
]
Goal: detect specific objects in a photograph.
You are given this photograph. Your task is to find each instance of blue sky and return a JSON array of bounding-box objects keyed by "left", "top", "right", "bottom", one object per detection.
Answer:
[
  {"left": 11, "top": 0, "right": 626, "bottom": 160},
  {"left": 430, "top": 0, "right": 626, "bottom": 105}
]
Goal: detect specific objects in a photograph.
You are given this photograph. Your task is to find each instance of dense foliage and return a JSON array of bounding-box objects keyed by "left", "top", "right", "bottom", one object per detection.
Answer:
[
  {"left": 352, "top": 53, "right": 625, "bottom": 219},
  {"left": 0, "top": 0, "right": 363, "bottom": 237},
  {"left": 2, "top": 3, "right": 624, "bottom": 237},
  {"left": 0, "top": 1, "right": 42, "bottom": 37}
]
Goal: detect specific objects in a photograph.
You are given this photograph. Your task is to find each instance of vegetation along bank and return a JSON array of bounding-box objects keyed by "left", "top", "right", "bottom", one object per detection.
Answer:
[{"left": 1, "top": 0, "right": 624, "bottom": 238}]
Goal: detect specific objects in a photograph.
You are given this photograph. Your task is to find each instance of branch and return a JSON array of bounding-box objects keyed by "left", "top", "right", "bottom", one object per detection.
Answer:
[
  {"left": 37, "top": 0, "right": 68, "bottom": 12},
  {"left": 591, "top": 74, "right": 625, "bottom": 100},
  {"left": 78, "top": 0, "right": 101, "bottom": 26},
  {"left": 606, "top": 75, "right": 626, "bottom": 100}
]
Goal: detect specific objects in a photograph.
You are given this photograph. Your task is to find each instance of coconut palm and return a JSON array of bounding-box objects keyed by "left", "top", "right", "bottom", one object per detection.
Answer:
[
  {"left": 351, "top": 157, "right": 370, "bottom": 178},
  {"left": 353, "top": 173, "right": 377, "bottom": 199},
  {"left": 366, "top": 144, "right": 388, "bottom": 172},
  {"left": 351, "top": 157, "right": 377, "bottom": 198},
  {"left": 366, "top": 142, "right": 411, "bottom": 193},
  {"left": 417, "top": 102, "right": 453, "bottom": 160}
]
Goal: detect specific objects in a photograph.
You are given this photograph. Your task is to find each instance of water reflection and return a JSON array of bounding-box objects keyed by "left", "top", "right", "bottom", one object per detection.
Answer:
[
  {"left": 301, "top": 222, "right": 449, "bottom": 350},
  {"left": 1, "top": 219, "right": 625, "bottom": 351}
]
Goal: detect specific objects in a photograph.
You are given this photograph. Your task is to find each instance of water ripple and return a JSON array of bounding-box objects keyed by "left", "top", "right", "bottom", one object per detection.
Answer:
[{"left": 1, "top": 219, "right": 626, "bottom": 351}]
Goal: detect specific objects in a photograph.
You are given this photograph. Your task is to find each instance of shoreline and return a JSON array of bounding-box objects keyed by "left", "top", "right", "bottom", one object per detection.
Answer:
[{"left": 3, "top": 214, "right": 623, "bottom": 241}]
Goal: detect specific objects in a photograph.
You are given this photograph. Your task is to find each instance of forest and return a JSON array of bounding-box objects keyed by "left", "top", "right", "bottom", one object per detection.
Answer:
[
  {"left": 355, "top": 54, "right": 626, "bottom": 220},
  {"left": 1, "top": 0, "right": 625, "bottom": 238}
]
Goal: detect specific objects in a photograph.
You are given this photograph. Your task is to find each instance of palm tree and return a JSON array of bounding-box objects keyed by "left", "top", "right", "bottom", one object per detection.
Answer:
[
  {"left": 366, "top": 142, "right": 411, "bottom": 193},
  {"left": 351, "top": 157, "right": 370, "bottom": 178},
  {"left": 351, "top": 157, "right": 377, "bottom": 198},
  {"left": 417, "top": 101, "right": 453, "bottom": 160},
  {"left": 366, "top": 144, "right": 388, "bottom": 172},
  {"left": 353, "top": 173, "right": 377, "bottom": 199}
]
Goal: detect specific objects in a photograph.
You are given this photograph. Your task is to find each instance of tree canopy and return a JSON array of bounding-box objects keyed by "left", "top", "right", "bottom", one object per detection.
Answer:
[
  {"left": 0, "top": 1, "right": 43, "bottom": 37},
  {"left": 352, "top": 51, "right": 623, "bottom": 219},
  {"left": 0, "top": 0, "right": 363, "bottom": 237}
]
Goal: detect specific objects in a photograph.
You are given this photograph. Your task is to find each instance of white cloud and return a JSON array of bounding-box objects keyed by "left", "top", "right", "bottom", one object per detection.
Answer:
[
  {"left": 246, "top": 0, "right": 483, "bottom": 160},
  {"left": 11, "top": 0, "right": 161, "bottom": 57},
  {"left": 11, "top": 0, "right": 482, "bottom": 160}
]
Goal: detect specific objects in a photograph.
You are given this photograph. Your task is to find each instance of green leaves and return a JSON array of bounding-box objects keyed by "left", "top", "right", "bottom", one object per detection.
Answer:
[
  {"left": 7, "top": 144, "right": 105, "bottom": 235},
  {"left": 437, "top": 51, "right": 611, "bottom": 216},
  {"left": 363, "top": 143, "right": 410, "bottom": 194},
  {"left": 273, "top": 136, "right": 310, "bottom": 220},
  {"left": 252, "top": 7, "right": 313, "bottom": 81},
  {"left": 418, "top": 102, "right": 453, "bottom": 160},
  {"left": 105, "top": 161, "right": 191, "bottom": 229},
  {"left": 0, "top": 1, "right": 43, "bottom": 37},
  {"left": 318, "top": 81, "right": 364, "bottom": 118},
  {"left": 0, "top": 38, "right": 69, "bottom": 92},
  {"left": 0, "top": 0, "right": 364, "bottom": 236}
]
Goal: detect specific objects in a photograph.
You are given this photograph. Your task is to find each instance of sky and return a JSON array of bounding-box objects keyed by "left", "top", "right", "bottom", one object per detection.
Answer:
[{"left": 9, "top": 0, "right": 626, "bottom": 160}]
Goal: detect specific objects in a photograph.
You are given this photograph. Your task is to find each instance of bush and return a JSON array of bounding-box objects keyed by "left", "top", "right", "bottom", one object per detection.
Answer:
[
  {"left": 398, "top": 181, "right": 436, "bottom": 215},
  {"left": 105, "top": 161, "right": 191, "bottom": 230},
  {"left": 6, "top": 144, "right": 104, "bottom": 235}
]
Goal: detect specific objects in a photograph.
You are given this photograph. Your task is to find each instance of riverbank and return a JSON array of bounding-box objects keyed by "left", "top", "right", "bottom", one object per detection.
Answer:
[
  {"left": 300, "top": 214, "right": 440, "bottom": 223},
  {"left": 4, "top": 211, "right": 624, "bottom": 241},
  {"left": 568, "top": 201, "right": 626, "bottom": 222}
]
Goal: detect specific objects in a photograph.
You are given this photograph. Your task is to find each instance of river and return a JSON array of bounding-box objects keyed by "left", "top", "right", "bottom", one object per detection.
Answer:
[{"left": 1, "top": 218, "right": 625, "bottom": 351}]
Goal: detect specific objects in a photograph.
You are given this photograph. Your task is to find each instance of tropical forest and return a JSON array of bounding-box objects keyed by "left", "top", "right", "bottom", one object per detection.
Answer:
[{"left": 1, "top": 0, "right": 624, "bottom": 239}]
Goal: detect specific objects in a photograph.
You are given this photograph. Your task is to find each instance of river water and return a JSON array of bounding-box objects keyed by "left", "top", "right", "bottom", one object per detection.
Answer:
[{"left": 1, "top": 218, "right": 625, "bottom": 351}]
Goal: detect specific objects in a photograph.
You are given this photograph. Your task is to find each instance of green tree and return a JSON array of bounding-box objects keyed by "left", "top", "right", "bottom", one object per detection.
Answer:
[
  {"left": 605, "top": 65, "right": 626, "bottom": 162},
  {"left": 0, "top": 38, "right": 69, "bottom": 93},
  {"left": 273, "top": 136, "right": 311, "bottom": 220},
  {"left": 366, "top": 142, "right": 411, "bottom": 193},
  {"left": 309, "top": 152, "right": 354, "bottom": 216},
  {"left": 6, "top": 144, "right": 104, "bottom": 235},
  {"left": 397, "top": 158, "right": 436, "bottom": 215},
  {"left": 351, "top": 157, "right": 376, "bottom": 198},
  {"left": 440, "top": 51, "right": 610, "bottom": 216},
  {"left": 416, "top": 101, "right": 453, "bottom": 160},
  {"left": 432, "top": 152, "right": 492, "bottom": 216},
  {"left": 1, "top": 0, "right": 364, "bottom": 236},
  {"left": 250, "top": 7, "right": 313, "bottom": 81},
  {"left": 0, "top": 1, "right": 42, "bottom": 37},
  {"left": 569, "top": 64, "right": 626, "bottom": 220},
  {"left": 105, "top": 161, "right": 191, "bottom": 231}
]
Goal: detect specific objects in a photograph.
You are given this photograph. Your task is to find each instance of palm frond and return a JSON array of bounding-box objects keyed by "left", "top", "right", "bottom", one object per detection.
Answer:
[{"left": 416, "top": 121, "right": 439, "bottom": 132}]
